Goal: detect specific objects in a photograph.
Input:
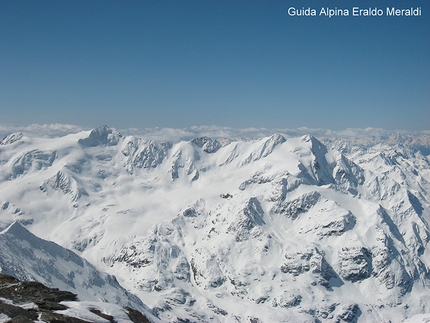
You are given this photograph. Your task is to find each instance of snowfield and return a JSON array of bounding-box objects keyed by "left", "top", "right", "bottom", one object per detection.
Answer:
[{"left": 0, "top": 125, "right": 429, "bottom": 322}]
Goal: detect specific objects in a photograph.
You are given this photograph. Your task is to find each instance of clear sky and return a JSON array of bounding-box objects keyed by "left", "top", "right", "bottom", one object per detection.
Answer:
[{"left": 1, "top": 0, "right": 429, "bottom": 130}]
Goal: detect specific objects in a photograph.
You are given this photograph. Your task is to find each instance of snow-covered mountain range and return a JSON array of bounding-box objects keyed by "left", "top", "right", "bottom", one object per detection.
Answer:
[{"left": 1, "top": 125, "right": 429, "bottom": 322}]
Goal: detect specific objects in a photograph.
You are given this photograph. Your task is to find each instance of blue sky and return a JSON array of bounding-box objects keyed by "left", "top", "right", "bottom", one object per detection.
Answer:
[{"left": 1, "top": 0, "right": 429, "bottom": 130}]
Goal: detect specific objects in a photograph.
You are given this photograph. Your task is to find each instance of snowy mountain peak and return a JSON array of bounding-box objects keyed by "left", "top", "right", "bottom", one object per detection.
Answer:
[
  {"left": 0, "top": 126, "right": 429, "bottom": 322},
  {"left": 2, "top": 221, "right": 32, "bottom": 237},
  {"left": 78, "top": 125, "right": 121, "bottom": 147},
  {"left": 191, "top": 136, "right": 222, "bottom": 153}
]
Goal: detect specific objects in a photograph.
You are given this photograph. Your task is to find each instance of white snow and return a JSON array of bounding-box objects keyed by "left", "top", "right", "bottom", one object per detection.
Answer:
[
  {"left": 0, "top": 314, "right": 11, "bottom": 323},
  {"left": 0, "top": 125, "right": 429, "bottom": 322},
  {"left": 402, "top": 313, "right": 430, "bottom": 323}
]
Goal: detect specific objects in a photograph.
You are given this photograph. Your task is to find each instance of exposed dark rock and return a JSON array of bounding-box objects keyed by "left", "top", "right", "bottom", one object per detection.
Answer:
[
  {"left": 281, "top": 248, "right": 338, "bottom": 287},
  {"left": 10, "top": 150, "right": 56, "bottom": 179},
  {"left": 281, "top": 251, "right": 312, "bottom": 276},
  {"left": 191, "top": 137, "right": 222, "bottom": 153},
  {"left": 315, "top": 211, "right": 356, "bottom": 237},
  {"left": 336, "top": 303, "right": 361, "bottom": 323},
  {"left": 301, "top": 135, "right": 334, "bottom": 185},
  {"left": 339, "top": 248, "right": 372, "bottom": 282},
  {"left": 90, "top": 309, "right": 115, "bottom": 322},
  {"left": 272, "top": 293, "right": 302, "bottom": 308},
  {"left": 317, "top": 303, "right": 338, "bottom": 320},
  {"left": 0, "top": 274, "right": 152, "bottom": 323},
  {"left": 8, "top": 316, "right": 36, "bottom": 323},
  {"left": 228, "top": 197, "right": 265, "bottom": 241},
  {"left": 174, "top": 318, "right": 193, "bottom": 323},
  {"left": 239, "top": 172, "right": 273, "bottom": 190},
  {"left": 183, "top": 207, "right": 198, "bottom": 217},
  {"left": 35, "top": 300, "right": 69, "bottom": 311},
  {"left": 212, "top": 307, "right": 228, "bottom": 316},
  {"left": 0, "top": 132, "right": 23, "bottom": 145},
  {"left": 40, "top": 170, "right": 89, "bottom": 202},
  {"left": 133, "top": 141, "right": 172, "bottom": 169},
  {"left": 78, "top": 125, "right": 120, "bottom": 147},
  {"left": 0, "top": 274, "right": 78, "bottom": 305},
  {"left": 271, "top": 191, "right": 321, "bottom": 219},
  {"left": 39, "top": 311, "right": 92, "bottom": 323},
  {"left": 332, "top": 154, "right": 365, "bottom": 194},
  {"left": 241, "top": 134, "right": 286, "bottom": 166},
  {"left": 0, "top": 302, "right": 38, "bottom": 321},
  {"left": 125, "top": 306, "right": 152, "bottom": 323}
]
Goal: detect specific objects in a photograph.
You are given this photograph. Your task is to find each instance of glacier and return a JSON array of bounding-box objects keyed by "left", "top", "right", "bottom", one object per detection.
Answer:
[{"left": 0, "top": 125, "right": 429, "bottom": 322}]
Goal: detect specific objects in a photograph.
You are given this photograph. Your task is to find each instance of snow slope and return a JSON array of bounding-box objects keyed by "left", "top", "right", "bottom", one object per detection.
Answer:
[
  {"left": 0, "top": 222, "right": 158, "bottom": 322},
  {"left": 1, "top": 125, "right": 430, "bottom": 322}
]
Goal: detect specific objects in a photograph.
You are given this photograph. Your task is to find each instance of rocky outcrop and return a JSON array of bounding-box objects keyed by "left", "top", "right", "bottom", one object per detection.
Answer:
[
  {"left": 191, "top": 136, "right": 221, "bottom": 153},
  {"left": 10, "top": 150, "right": 56, "bottom": 179},
  {"left": 310, "top": 210, "right": 356, "bottom": 237},
  {"left": 131, "top": 141, "right": 172, "bottom": 169},
  {"left": 271, "top": 191, "right": 321, "bottom": 219},
  {"left": 227, "top": 197, "right": 265, "bottom": 241},
  {"left": 272, "top": 292, "right": 302, "bottom": 308},
  {"left": 0, "top": 222, "right": 146, "bottom": 312},
  {"left": 78, "top": 125, "right": 120, "bottom": 147},
  {"left": 332, "top": 153, "right": 365, "bottom": 194},
  {"left": 242, "top": 134, "right": 286, "bottom": 165},
  {"left": 39, "top": 170, "right": 88, "bottom": 202},
  {"left": 300, "top": 135, "right": 334, "bottom": 185},
  {"left": 239, "top": 171, "right": 275, "bottom": 191},
  {"left": 338, "top": 247, "right": 372, "bottom": 283},
  {"left": 281, "top": 248, "right": 338, "bottom": 287},
  {"left": 336, "top": 303, "right": 361, "bottom": 323},
  {"left": 0, "top": 132, "right": 23, "bottom": 145},
  {"left": 190, "top": 248, "right": 225, "bottom": 288},
  {"left": 0, "top": 274, "right": 151, "bottom": 323}
]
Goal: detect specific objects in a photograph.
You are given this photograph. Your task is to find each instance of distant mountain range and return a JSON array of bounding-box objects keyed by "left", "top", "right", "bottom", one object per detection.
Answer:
[{"left": 0, "top": 125, "right": 429, "bottom": 322}]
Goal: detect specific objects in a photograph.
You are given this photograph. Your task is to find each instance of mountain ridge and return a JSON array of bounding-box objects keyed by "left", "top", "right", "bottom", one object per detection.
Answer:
[{"left": 0, "top": 125, "right": 429, "bottom": 322}]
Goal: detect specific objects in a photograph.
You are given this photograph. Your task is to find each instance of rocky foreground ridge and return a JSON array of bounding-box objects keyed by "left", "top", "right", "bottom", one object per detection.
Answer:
[{"left": 0, "top": 274, "right": 151, "bottom": 323}]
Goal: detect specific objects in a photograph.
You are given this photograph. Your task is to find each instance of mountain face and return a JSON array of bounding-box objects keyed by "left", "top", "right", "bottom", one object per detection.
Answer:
[
  {"left": 0, "top": 222, "right": 157, "bottom": 322},
  {"left": 1, "top": 126, "right": 430, "bottom": 322}
]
